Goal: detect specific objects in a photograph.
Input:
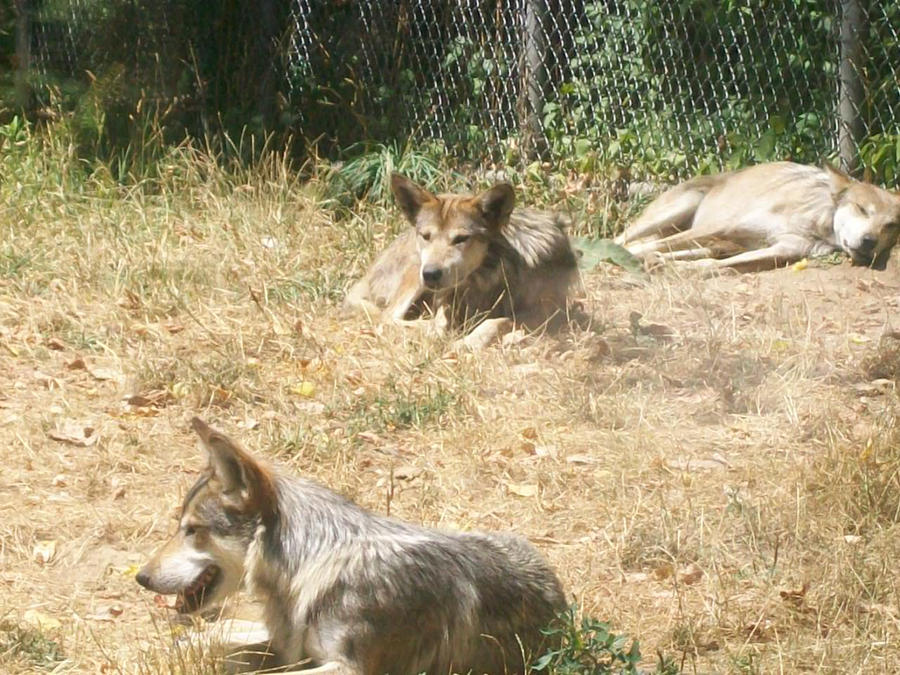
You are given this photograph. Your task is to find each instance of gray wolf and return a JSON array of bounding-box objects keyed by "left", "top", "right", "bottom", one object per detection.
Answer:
[
  {"left": 345, "top": 174, "right": 578, "bottom": 330},
  {"left": 615, "top": 162, "right": 900, "bottom": 271},
  {"left": 136, "top": 418, "right": 566, "bottom": 674}
]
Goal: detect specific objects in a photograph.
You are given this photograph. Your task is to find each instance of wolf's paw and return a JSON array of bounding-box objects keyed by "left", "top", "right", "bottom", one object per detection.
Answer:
[
  {"left": 449, "top": 318, "right": 513, "bottom": 352},
  {"left": 642, "top": 251, "right": 667, "bottom": 272}
]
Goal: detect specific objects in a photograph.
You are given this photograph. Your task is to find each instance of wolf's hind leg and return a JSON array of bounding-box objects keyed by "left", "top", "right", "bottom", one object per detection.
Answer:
[{"left": 615, "top": 185, "right": 706, "bottom": 245}]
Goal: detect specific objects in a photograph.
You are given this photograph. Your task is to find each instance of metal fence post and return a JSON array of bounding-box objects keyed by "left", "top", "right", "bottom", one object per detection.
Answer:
[
  {"left": 522, "top": 0, "right": 548, "bottom": 160},
  {"left": 256, "top": 0, "right": 279, "bottom": 128},
  {"left": 14, "top": 0, "right": 31, "bottom": 111},
  {"left": 839, "top": 0, "right": 865, "bottom": 173}
]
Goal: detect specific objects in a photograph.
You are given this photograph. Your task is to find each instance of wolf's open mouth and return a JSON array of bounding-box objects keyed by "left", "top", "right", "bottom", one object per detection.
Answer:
[{"left": 175, "top": 564, "right": 221, "bottom": 613}]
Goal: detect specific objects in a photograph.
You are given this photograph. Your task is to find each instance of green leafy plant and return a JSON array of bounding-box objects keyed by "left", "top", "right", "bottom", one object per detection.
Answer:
[
  {"left": 859, "top": 133, "right": 900, "bottom": 185},
  {"left": 342, "top": 380, "right": 457, "bottom": 435},
  {"left": 534, "top": 606, "right": 677, "bottom": 674},
  {"left": 324, "top": 141, "right": 455, "bottom": 205},
  {"left": 572, "top": 237, "right": 645, "bottom": 275},
  {"left": 543, "top": 0, "right": 837, "bottom": 179},
  {"left": 0, "top": 620, "right": 65, "bottom": 670}
]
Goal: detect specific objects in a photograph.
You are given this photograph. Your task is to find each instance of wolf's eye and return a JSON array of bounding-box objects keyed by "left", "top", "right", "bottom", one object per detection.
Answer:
[
  {"left": 419, "top": 231, "right": 431, "bottom": 242},
  {"left": 452, "top": 234, "right": 470, "bottom": 245},
  {"left": 184, "top": 525, "right": 198, "bottom": 537}
]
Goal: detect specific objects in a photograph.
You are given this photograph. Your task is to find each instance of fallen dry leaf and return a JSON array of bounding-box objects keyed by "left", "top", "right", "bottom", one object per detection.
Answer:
[
  {"left": 505, "top": 482, "right": 539, "bottom": 498},
  {"left": 744, "top": 618, "right": 775, "bottom": 641},
  {"left": 85, "top": 604, "right": 124, "bottom": 621},
  {"left": 22, "top": 609, "right": 61, "bottom": 631},
  {"left": 678, "top": 563, "right": 704, "bottom": 585},
  {"left": 779, "top": 583, "right": 809, "bottom": 606},
  {"left": 392, "top": 465, "right": 422, "bottom": 481},
  {"left": 33, "top": 540, "right": 57, "bottom": 565},
  {"left": 356, "top": 431, "right": 383, "bottom": 444},
  {"left": 533, "top": 445, "right": 558, "bottom": 458},
  {"left": 33, "top": 370, "right": 62, "bottom": 390},
  {"left": 85, "top": 360, "right": 124, "bottom": 382},
  {"left": 125, "top": 389, "right": 172, "bottom": 408},
  {"left": 565, "top": 453, "right": 598, "bottom": 465},
  {"left": 291, "top": 381, "right": 316, "bottom": 398},
  {"left": 65, "top": 356, "right": 86, "bottom": 370},
  {"left": 163, "top": 321, "right": 185, "bottom": 334},
  {"left": 624, "top": 572, "right": 651, "bottom": 583},
  {"left": 46, "top": 337, "right": 67, "bottom": 351},
  {"left": 49, "top": 420, "right": 98, "bottom": 447},
  {"left": 117, "top": 290, "right": 142, "bottom": 310},
  {"left": 652, "top": 563, "right": 674, "bottom": 581},
  {"left": 629, "top": 311, "right": 676, "bottom": 340}
]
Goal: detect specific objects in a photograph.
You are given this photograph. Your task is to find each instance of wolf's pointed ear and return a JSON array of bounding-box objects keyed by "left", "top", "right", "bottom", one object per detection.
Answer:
[
  {"left": 476, "top": 183, "right": 515, "bottom": 230},
  {"left": 191, "top": 417, "right": 276, "bottom": 517},
  {"left": 824, "top": 162, "right": 852, "bottom": 194},
  {"left": 391, "top": 173, "right": 436, "bottom": 224}
]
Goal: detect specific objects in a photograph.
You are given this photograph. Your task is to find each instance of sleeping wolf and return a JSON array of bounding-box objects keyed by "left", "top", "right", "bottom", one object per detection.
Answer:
[
  {"left": 616, "top": 162, "right": 900, "bottom": 271},
  {"left": 346, "top": 173, "right": 578, "bottom": 330},
  {"left": 136, "top": 418, "right": 566, "bottom": 674}
]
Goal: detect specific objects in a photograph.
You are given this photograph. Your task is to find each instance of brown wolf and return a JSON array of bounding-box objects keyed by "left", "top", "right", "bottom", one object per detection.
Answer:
[
  {"left": 615, "top": 162, "right": 900, "bottom": 271},
  {"left": 345, "top": 174, "right": 578, "bottom": 330},
  {"left": 136, "top": 418, "right": 566, "bottom": 674}
]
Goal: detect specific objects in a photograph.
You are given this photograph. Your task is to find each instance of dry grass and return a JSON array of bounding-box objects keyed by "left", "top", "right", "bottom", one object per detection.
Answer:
[{"left": 2, "top": 129, "right": 900, "bottom": 673}]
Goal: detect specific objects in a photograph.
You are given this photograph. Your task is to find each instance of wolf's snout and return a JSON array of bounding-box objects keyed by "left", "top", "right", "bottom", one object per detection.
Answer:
[
  {"left": 858, "top": 235, "right": 878, "bottom": 253},
  {"left": 135, "top": 569, "right": 152, "bottom": 589},
  {"left": 421, "top": 265, "right": 443, "bottom": 286}
]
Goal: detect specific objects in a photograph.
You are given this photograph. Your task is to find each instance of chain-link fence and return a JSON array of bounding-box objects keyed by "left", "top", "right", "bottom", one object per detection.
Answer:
[
  {"left": 18, "top": 0, "right": 284, "bottom": 144},
  {"left": 286, "top": 0, "right": 900, "bottom": 179},
  {"left": 16, "top": 1, "right": 900, "bottom": 180}
]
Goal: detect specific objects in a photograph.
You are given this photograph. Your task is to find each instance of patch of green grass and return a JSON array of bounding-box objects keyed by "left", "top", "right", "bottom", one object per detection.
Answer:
[
  {"left": 265, "top": 270, "right": 352, "bottom": 304},
  {"left": 0, "top": 620, "right": 65, "bottom": 670},
  {"left": 0, "top": 249, "right": 34, "bottom": 278},
  {"left": 534, "top": 606, "right": 677, "bottom": 674},
  {"left": 323, "top": 140, "right": 459, "bottom": 207},
  {"left": 135, "top": 350, "right": 265, "bottom": 409},
  {"left": 342, "top": 380, "right": 457, "bottom": 434}
]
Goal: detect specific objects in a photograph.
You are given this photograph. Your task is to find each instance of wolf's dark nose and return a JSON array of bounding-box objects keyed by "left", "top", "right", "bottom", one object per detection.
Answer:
[
  {"left": 859, "top": 235, "right": 878, "bottom": 252},
  {"left": 135, "top": 570, "right": 151, "bottom": 588},
  {"left": 421, "top": 266, "right": 443, "bottom": 285}
]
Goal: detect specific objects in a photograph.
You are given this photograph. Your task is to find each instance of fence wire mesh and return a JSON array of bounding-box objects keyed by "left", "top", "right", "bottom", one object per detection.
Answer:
[
  {"left": 285, "top": 0, "right": 899, "bottom": 178},
  {"left": 23, "top": 0, "right": 900, "bottom": 179}
]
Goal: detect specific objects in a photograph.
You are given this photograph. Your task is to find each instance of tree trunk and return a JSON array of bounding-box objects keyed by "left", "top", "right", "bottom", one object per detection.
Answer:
[
  {"left": 522, "top": 0, "right": 548, "bottom": 160},
  {"left": 838, "top": 0, "right": 865, "bottom": 173},
  {"left": 14, "top": 0, "right": 31, "bottom": 112}
]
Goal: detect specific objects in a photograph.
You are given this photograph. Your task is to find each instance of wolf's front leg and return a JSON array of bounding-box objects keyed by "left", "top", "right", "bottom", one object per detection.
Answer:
[{"left": 451, "top": 317, "right": 513, "bottom": 351}]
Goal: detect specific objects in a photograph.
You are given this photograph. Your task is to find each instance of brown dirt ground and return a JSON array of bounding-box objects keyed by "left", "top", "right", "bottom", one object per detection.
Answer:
[{"left": 2, "top": 253, "right": 900, "bottom": 673}]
